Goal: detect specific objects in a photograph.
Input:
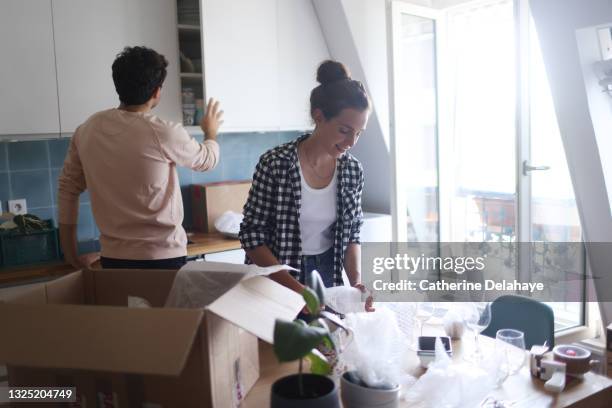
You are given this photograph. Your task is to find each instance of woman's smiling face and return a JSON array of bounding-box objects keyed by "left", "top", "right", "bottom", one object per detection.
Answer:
[{"left": 314, "top": 108, "right": 369, "bottom": 158}]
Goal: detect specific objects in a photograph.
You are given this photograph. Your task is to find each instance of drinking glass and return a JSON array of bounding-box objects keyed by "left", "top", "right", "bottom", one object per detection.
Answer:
[
  {"left": 495, "top": 329, "right": 526, "bottom": 378},
  {"left": 464, "top": 302, "right": 491, "bottom": 362},
  {"left": 414, "top": 302, "right": 436, "bottom": 336}
]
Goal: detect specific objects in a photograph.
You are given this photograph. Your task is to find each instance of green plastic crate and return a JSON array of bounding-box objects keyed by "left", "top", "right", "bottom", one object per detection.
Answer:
[{"left": 0, "top": 220, "right": 60, "bottom": 267}]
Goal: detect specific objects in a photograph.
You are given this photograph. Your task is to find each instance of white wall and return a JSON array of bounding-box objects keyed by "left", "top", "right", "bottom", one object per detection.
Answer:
[
  {"left": 530, "top": 0, "right": 612, "bottom": 326},
  {"left": 576, "top": 26, "right": 612, "bottom": 211}
]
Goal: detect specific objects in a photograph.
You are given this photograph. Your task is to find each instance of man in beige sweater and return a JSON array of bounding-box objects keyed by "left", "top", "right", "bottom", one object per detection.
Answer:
[{"left": 58, "top": 46, "right": 223, "bottom": 270}]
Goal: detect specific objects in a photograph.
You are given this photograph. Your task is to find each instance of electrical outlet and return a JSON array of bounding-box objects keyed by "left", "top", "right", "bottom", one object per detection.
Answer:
[{"left": 8, "top": 199, "right": 27, "bottom": 215}]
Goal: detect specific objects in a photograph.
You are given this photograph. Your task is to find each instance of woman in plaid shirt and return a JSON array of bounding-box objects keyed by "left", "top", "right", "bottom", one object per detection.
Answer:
[{"left": 240, "top": 61, "right": 374, "bottom": 310}]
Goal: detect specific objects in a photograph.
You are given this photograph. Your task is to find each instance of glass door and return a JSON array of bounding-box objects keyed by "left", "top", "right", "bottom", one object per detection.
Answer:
[
  {"left": 388, "top": 2, "right": 440, "bottom": 243},
  {"left": 389, "top": 0, "right": 585, "bottom": 328}
]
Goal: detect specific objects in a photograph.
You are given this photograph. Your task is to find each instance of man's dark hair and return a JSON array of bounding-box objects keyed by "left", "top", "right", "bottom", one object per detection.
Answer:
[{"left": 112, "top": 46, "right": 168, "bottom": 105}]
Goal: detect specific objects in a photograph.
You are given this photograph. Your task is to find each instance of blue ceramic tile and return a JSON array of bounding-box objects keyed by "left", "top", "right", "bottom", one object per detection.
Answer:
[
  {"left": 51, "top": 206, "right": 59, "bottom": 227},
  {"left": 192, "top": 162, "right": 223, "bottom": 185},
  {"left": 30, "top": 206, "right": 55, "bottom": 223},
  {"left": 177, "top": 164, "right": 193, "bottom": 187},
  {"left": 77, "top": 240, "right": 99, "bottom": 255},
  {"left": 279, "top": 131, "right": 302, "bottom": 144},
  {"left": 50, "top": 168, "right": 60, "bottom": 206},
  {"left": 218, "top": 133, "right": 251, "bottom": 159},
  {"left": 0, "top": 143, "right": 7, "bottom": 172},
  {"left": 251, "top": 132, "right": 282, "bottom": 152},
  {"left": 10, "top": 170, "right": 52, "bottom": 208},
  {"left": 8, "top": 141, "right": 49, "bottom": 171},
  {"left": 0, "top": 173, "right": 9, "bottom": 205},
  {"left": 77, "top": 203, "right": 95, "bottom": 241},
  {"left": 223, "top": 156, "right": 253, "bottom": 181},
  {"left": 48, "top": 138, "right": 71, "bottom": 168},
  {"left": 247, "top": 156, "right": 260, "bottom": 178}
]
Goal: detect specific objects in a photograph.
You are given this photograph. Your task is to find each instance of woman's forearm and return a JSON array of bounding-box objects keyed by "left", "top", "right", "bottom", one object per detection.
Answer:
[
  {"left": 344, "top": 243, "right": 361, "bottom": 286},
  {"left": 246, "top": 246, "right": 305, "bottom": 294}
]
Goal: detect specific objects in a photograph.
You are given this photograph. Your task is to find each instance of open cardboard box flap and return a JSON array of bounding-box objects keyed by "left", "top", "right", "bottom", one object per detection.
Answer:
[
  {"left": 0, "top": 302, "right": 203, "bottom": 376},
  {"left": 207, "top": 275, "right": 304, "bottom": 343},
  {"left": 167, "top": 261, "right": 305, "bottom": 344}
]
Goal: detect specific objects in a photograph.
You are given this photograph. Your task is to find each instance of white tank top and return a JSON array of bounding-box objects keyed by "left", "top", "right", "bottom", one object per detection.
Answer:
[{"left": 298, "top": 163, "right": 338, "bottom": 255}]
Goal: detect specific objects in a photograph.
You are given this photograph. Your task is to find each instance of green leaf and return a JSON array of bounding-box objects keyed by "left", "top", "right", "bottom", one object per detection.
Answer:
[
  {"left": 306, "top": 270, "right": 326, "bottom": 306},
  {"left": 310, "top": 319, "right": 335, "bottom": 351},
  {"left": 305, "top": 349, "right": 331, "bottom": 375},
  {"left": 302, "top": 287, "right": 320, "bottom": 315},
  {"left": 322, "top": 333, "right": 335, "bottom": 351},
  {"left": 273, "top": 319, "right": 329, "bottom": 362}
]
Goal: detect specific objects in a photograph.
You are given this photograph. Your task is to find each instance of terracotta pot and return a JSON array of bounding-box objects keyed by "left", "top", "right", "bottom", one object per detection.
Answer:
[{"left": 552, "top": 345, "right": 599, "bottom": 376}]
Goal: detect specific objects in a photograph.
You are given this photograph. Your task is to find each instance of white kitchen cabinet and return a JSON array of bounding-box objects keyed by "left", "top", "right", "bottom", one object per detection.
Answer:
[
  {"left": 0, "top": 0, "right": 60, "bottom": 137},
  {"left": 124, "top": 0, "right": 182, "bottom": 124},
  {"left": 52, "top": 0, "right": 180, "bottom": 135},
  {"left": 200, "top": 0, "right": 328, "bottom": 132},
  {"left": 1, "top": 0, "right": 328, "bottom": 138},
  {"left": 201, "top": 0, "right": 280, "bottom": 132},
  {"left": 277, "top": 0, "right": 330, "bottom": 130}
]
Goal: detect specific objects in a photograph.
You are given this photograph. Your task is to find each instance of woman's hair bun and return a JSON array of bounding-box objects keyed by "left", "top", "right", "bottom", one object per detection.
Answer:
[{"left": 316, "top": 60, "right": 351, "bottom": 85}]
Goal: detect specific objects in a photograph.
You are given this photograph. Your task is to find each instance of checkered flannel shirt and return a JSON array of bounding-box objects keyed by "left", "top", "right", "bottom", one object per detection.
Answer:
[{"left": 239, "top": 134, "right": 364, "bottom": 286}]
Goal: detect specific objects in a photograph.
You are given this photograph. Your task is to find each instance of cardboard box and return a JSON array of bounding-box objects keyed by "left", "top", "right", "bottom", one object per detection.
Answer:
[
  {"left": 192, "top": 181, "right": 252, "bottom": 232},
  {"left": 0, "top": 266, "right": 303, "bottom": 407}
]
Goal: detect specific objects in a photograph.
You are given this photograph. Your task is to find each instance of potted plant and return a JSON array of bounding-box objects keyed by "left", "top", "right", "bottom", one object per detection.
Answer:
[{"left": 270, "top": 270, "right": 349, "bottom": 408}]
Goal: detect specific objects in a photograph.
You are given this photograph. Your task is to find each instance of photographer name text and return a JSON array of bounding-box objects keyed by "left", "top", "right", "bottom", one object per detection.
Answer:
[{"left": 372, "top": 279, "right": 544, "bottom": 293}]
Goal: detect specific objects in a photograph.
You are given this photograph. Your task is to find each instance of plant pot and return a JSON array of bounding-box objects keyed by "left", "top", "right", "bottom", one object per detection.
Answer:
[
  {"left": 340, "top": 371, "right": 400, "bottom": 408},
  {"left": 271, "top": 373, "right": 339, "bottom": 408}
]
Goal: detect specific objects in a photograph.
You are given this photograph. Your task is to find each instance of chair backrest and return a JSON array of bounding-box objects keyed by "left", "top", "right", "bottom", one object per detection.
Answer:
[{"left": 481, "top": 295, "right": 555, "bottom": 349}]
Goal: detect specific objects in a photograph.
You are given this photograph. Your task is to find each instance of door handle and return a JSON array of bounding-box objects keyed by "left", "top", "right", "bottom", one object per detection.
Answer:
[{"left": 523, "top": 160, "right": 551, "bottom": 175}]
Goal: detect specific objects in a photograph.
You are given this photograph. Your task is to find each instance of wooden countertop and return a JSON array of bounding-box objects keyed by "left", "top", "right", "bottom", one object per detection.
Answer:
[
  {"left": 0, "top": 232, "right": 241, "bottom": 287},
  {"left": 186, "top": 231, "right": 241, "bottom": 256}
]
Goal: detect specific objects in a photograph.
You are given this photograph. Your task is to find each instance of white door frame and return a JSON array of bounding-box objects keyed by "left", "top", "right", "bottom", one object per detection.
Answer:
[{"left": 387, "top": 1, "right": 442, "bottom": 242}]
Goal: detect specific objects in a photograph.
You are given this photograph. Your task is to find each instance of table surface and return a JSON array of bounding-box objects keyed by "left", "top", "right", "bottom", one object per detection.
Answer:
[{"left": 243, "top": 330, "right": 612, "bottom": 408}]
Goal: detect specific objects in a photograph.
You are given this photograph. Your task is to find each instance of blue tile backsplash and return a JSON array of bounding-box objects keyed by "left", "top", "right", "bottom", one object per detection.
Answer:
[{"left": 0, "top": 130, "right": 302, "bottom": 254}]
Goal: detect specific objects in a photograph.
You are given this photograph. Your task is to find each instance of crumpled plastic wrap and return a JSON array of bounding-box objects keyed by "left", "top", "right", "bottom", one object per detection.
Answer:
[
  {"left": 325, "top": 286, "right": 364, "bottom": 314},
  {"left": 214, "top": 211, "right": 243, "bottom": 238},
  {"left": 404, "top": 337, "right": 496, "bottom": 408},
  {"left": 339, "top": 307, "right": 415, "bottom": 390},
  {"left": 127, "top": 296, "right": 151, "bottom": 308},
  {"left": 165, "top": 261, "right": 298, "bottom": 308}
]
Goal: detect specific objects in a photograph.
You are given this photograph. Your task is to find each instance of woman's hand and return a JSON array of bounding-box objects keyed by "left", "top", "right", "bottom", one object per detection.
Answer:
[{"left": 353, "top": 283, "right": 375, "bottom": 312}]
